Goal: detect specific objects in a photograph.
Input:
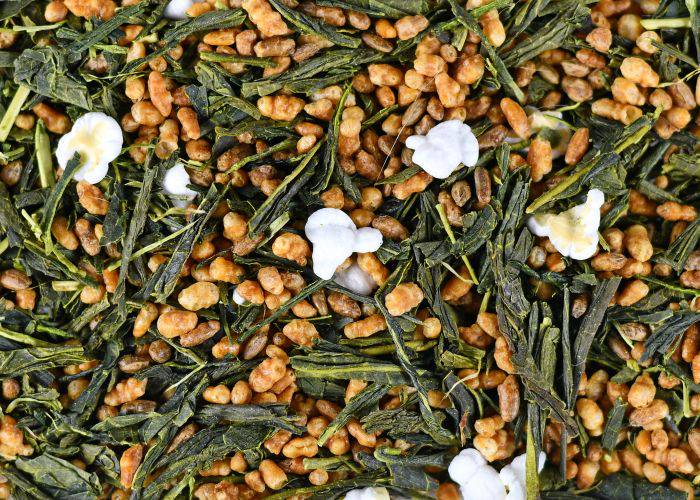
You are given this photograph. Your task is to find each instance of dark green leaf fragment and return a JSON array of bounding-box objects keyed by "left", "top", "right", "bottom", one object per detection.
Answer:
[
  {"left": 15, "top": 453, "right": 102, "bottom": 500},
  {"left": 642, "top": 310, "right": 700, "bottom": 362},
  {"left": 318, "top": 384, "right": 390, "bottom": 446},
  {"left": 501, "top": 0, "right": 589, "bottom": 68},
  {"left": 0, "top": 0, "right": 35, "bottom": 21},
  {"left": 316, "top": 0, "right": 428, "bottom": 18},
  {"left": 14, "top": 47, "right": 91, "bottom": 109},
  {"left": 0, "top": 345, "right": 86, "bottom": 377},
  {"left": 268, "top": 0, "right": 360, "bottom": 47},
  {"left": 153, "top": 184, "right": 225, "bottom": 302},
  {"left": 40, "top": 154, "right": 81, "bottom": 250},
  {"left": 586, "top": 472, "right": 685, "bottom": 500},
  {"left": 447, "top": 0, "right": 525, "bottom": 103},
  {"left": 571, "top": 278, "right": 621, "bottom": 405},
  {"left": 656, "top": 218, "right": 700, "bottom": 273},
  {"left": 601, "top": 399, "right": 627, "bottom": 451},
  {"left": 68, "top": 3, "right": 148, "bottom": 52}
]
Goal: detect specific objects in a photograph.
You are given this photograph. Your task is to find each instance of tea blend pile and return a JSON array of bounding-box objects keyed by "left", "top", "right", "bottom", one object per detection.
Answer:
[{"left": 0, "top": 0, "right": 698, "bottom": 498}]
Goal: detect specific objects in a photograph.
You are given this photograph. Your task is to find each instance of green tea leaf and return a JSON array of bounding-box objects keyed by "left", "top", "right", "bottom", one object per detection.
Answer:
[
  {"left": 68, "top": 3, "right": 148, "bottom": 52},
  {"left": 586, "top": 473, "right": 686, "bottom": 500},
  {"left": 0, "top": 345, "right": 86, "bottom": 376},
  {"left": 14, "top": 47, "right": 91, "bottom": 109},
  {"left": 152, "top": 184, "right": 225, "bottom": 302},
  {"left": 316, "top": 0, "right": 428, "bottom": 18},
  {"left": 656, "top": 219, "right": 700, "bottom": 273},
  {"left": 318, "top": 384, "right": 390, "bottom": 446},
  {"left": 642, "top": 310, "right": 700, "bottom": 362},
  {"left": 601, "top": 399, "right": 627, "bottom": 451},
  {"left": 571, "top": 278, "right": 621, "bottom": 399},
  {"left": 15, "top": 454, "right": 101, "bottom": 500},
  {"left": 447, "top": 0, "right": 525, "bottom": 103},
  {"left": 269, "top": 0, "right": 361, "bottom": 47}
]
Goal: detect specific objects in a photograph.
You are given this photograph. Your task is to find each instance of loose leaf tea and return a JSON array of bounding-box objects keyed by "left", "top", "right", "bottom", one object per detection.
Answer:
[{"left": 0, "top": 0, "right": 698, "bottom": 499}]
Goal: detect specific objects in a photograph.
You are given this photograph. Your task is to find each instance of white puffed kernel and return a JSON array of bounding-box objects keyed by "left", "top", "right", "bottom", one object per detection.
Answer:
[
  {"left": 448, "top": 448, "right": 506, "bottom": 500},
  {"left": 405, "top": 120, "right": 479, "bottom": 179},
  {"left": 504, "top": 108, "right": 571, "bottom": 159},
  {"left": 334, "top": 262, "right": 377, "bottom": 296},
  {"left": 164, "top": 0, "right": 204, "bottom": 19},
  {"left": 499, "top": 452, "right": 546, "bottom": 500},
  {"left": 527, "top": 108, "right": 571, "bottom": 159},
  {"left": 163, "top": 163, "right": 197, "bottom": 208},
  {"left": 527, "top": 189, "right": 604, "bottom": 260},
  {"left": 55, "top": 112, "right": 123, "bottom": 185},
  {"left": 305, "top": 208, "right": 383, "bottom": 280},
  {"left": 232, "top": 289, "right": 246, "bottom": 305},
  {"left": 343, "top": 486, "right": 390, "bottom": 500}
]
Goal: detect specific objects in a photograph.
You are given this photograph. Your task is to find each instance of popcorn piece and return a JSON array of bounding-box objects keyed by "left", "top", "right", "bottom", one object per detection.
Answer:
[
  {"left": 164, "top": 0, "right": 204, "bottom": 19},
  {"left": 527, "top": 108, "right": 571, "bottom": 159},
  {"left": 334, "top": 262, "right": 378, "bottom": 296},
  {"left": 305, "top": 208, "right": 383, "bottom": 280},
  {"left": 448, "top": 448, "right": 548, "bottom": 500},
  {"left": 232, "top": 289, "right": 246, "bottom": 305},
  {"left": 505, "top": 107, "right": 572, "bottom": 159},
  {"left": 527, "top": 189, "right": 604, "bottom": 260},
  {"left": 405, "top": 120, "right": 479, "bottom": 179},
  {"left": 344, "top": 486, "right": 390, "bottom": 500},
  {"left": 55, "top": 112, "right": 123, "bottom": 184},
  {"left": 163, "top": 163, "right": 197, "bottom": 208},
  {"left": 499, "top": 452, "right": 547, "bottom": 500},
  {"left": 448, "top": 448, "right": 506, "bottom": 500}
]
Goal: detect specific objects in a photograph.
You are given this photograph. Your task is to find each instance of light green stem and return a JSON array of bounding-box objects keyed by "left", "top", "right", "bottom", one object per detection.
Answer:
[
  {"left": 35, "top": 120, "right": 56, "bottom": 188},
  {"left": 226, "top": 138, "right": 296, "bottom": 174},
  {"left": 640, "top": 18, "right": 691, "bottom": 29},
  {"left": 199, "top": 51, "right": 275, "bottom": 67},
  {"left": 13, "top": 21, "right": 65, "bottom": 33},
  {"left": 106, "top": 221, "right": 196, "bottom": 271},
  {"left": 360, "top": 340, "right": 436, "bottom": 356},
  {"left": 436, "top": 204, "right": 479, "bottom": 285},
  {"left": 52, "top": 281, "right": 80, "bottom": 292},
  {"left": 0, "top": 85, "right": 30, "bottom": 142},
  {"left": 527, "top": 119, "right": 652, "bottom": 214},
  {"left": 0, "top": 326, "right": 52, "bottom": 347}
]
